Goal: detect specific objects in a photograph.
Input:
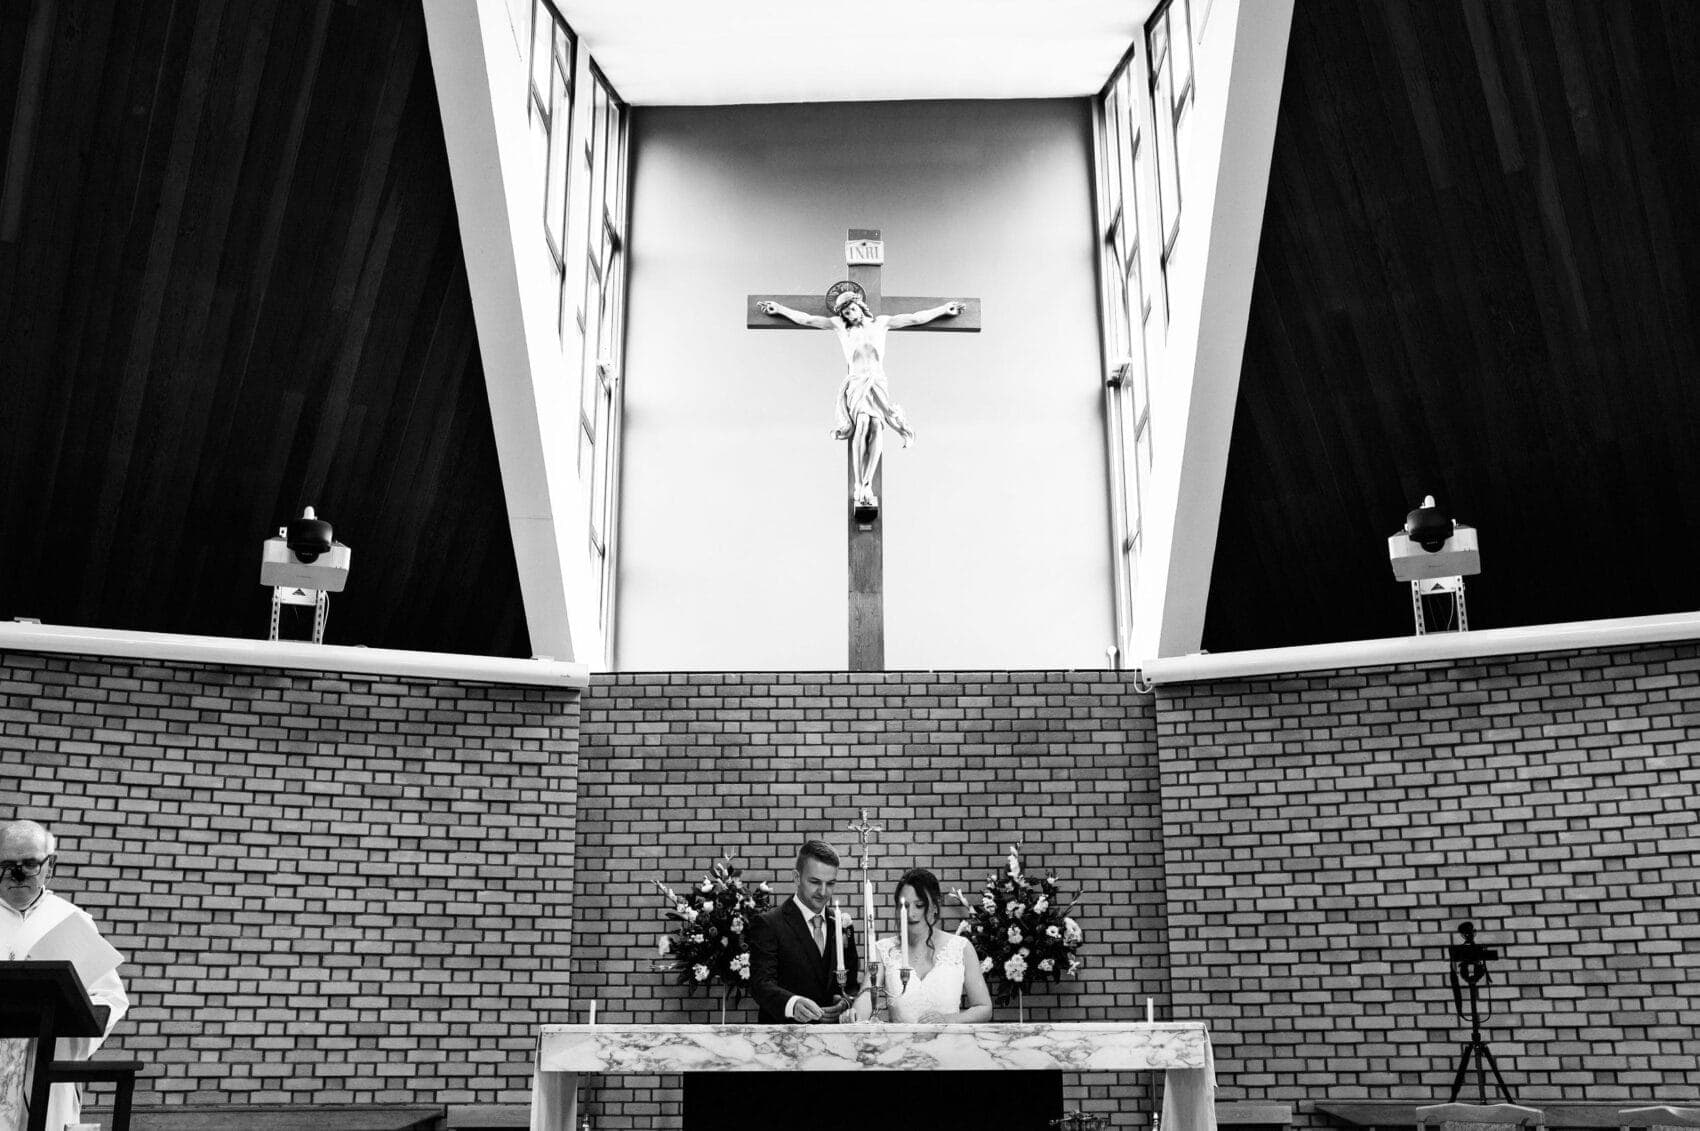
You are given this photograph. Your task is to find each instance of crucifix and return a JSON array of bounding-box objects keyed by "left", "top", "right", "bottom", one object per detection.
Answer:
[
  {"left": 846, "top": 808, "right": 907, "bottom": 997},
  {"left": 747, "top": 228, "right": 982, "bottom": 671}
]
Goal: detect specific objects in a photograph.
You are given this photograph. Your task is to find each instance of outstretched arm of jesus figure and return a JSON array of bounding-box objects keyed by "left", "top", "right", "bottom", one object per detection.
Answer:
[
  {"left": 758, "top": 300, "right": 834, "bottom": 329},
  {"left": 882, "top": 301, "right": 964, "bottom": 330}
]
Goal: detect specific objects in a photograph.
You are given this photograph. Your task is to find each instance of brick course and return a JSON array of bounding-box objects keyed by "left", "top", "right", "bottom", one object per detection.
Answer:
[
  {"left": 1159, "top": 643, "right": 1700, "bottom": 1108},
  {"left": 5, "top": 640, "right": 1696, "bottom": 1121},
  {"left": 575, "top": 670, "right": 1167, "bottom": 1131},
  {"left": 1, "top": 650, "right": 580, "bottom": 1106}
]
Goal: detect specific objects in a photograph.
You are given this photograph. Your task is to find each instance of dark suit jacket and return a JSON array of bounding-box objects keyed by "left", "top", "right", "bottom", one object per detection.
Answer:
[{"left": 748, "top": 899, "right": 860, "bottom": 1024}]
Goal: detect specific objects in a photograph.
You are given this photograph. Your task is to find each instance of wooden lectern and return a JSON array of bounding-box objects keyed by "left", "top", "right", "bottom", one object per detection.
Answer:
[{"left": 0, "top": 960, "right": 139, "bottom": 1131}]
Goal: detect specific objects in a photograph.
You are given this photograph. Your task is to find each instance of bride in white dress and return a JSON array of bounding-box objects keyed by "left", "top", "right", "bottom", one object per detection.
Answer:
[{"left": 850, "top": 868, "right": 993, "bottom": 1023}]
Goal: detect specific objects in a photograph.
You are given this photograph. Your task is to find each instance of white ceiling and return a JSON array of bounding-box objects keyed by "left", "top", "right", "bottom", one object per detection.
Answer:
[{"left": 556, "top": 1, "right": 1157, "bottom": 106}]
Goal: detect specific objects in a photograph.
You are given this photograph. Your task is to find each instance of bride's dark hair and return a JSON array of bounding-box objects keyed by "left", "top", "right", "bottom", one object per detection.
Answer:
[{"left": 895, "top": 867, "right": 944, "bottom": 962}]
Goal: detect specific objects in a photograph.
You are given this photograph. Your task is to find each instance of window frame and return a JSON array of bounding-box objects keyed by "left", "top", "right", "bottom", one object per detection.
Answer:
[
  {"left": 529, "top": 0, "right": 577, "bottom": 274},
  {"left": 575, "top": 60, "right": 629, "bottom": 649},
  {"left": 1095, "top": 41, "right": 1160, "bottom": 652},
  {"left": 1145, "top": 0, "right": 1194, "bottom": 272}
]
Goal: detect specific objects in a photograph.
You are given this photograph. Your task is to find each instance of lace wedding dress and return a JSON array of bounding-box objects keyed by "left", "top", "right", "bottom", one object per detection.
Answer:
[{"left": 872, "top": 932, "right": 967, "bottom": 1021}]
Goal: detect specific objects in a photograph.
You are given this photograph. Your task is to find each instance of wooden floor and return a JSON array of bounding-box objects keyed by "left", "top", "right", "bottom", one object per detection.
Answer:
[
  {"left": 79, "top": 1099, "right": 1304, "bottom": 1131},
  {"left": 85, "top": 1105, "right": 442, "bottom": 1131},
  {"left": 1314, "top": 1101, "right": 1694, "bottom": 1130}
]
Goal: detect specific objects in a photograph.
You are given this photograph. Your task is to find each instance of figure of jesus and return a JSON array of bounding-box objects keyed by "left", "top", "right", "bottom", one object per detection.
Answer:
[{"left": 759, "top": 284, "right": 964, "bottom": 510}]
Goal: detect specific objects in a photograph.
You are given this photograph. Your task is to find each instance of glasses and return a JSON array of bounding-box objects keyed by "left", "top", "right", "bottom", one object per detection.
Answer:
[{"left": 0, "top": 859, "right": 49, "bottom": 881}]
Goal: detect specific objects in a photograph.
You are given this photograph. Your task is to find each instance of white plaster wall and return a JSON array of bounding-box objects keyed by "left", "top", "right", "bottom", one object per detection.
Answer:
[
  {"left": 1126, "top": 0, "right": 1294, "bottom": 660},
  {"left": 423, "top": 0, "right": 603, "bottom": 664},
  {"left": 617, "top": 100, "right": 1112, "bottom": 671}
]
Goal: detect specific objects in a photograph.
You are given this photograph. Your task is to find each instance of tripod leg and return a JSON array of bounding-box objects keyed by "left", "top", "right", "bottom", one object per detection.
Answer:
[
  {"left": 1480, "top": 1044, "right": 1517, "bottom": 1104},
  {"left": 1475, "top": 1042, "right": 1489, "bottom": 1103},
  {"left": 1448, "top": 1043, "right": 1473, "bottom": 1103}
]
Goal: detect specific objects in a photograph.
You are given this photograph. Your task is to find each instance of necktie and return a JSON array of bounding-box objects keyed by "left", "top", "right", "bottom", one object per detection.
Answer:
[{"left": 813, "top": 913, "right": 827, "bottom": 954}]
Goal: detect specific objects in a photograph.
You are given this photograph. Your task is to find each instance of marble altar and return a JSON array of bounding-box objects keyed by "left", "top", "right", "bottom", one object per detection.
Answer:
[{"left": 531, "top": 1022, "right": 1216, "bottom": 1131}]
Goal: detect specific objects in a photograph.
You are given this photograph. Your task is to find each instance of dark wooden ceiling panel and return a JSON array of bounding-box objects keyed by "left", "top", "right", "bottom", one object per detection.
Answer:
[
  {"left": 1206, "top": 0, "right": 1700, "bottom": 652},
  {"left": 0, "top": 0, "right": 528, "bottom": 657}
]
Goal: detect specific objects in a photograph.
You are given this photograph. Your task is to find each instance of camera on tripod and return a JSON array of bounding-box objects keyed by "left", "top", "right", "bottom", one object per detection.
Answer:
[
  {"left": 1443, "top": 919, "right": 1517, "bottom": 1103},
  {"left": 1449, "top": 921, "right": 1499, "bottom": 988}
]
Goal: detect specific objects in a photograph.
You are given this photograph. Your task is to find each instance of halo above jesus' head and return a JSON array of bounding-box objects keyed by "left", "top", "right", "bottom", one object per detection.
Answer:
[{"left": 826, "top": 281, "right": 868, "bottom": 323}]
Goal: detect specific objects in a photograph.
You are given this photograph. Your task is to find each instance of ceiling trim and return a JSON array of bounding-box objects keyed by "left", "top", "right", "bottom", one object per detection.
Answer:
[{"left": 554, "top": 1, "right": 1157, "bottom": 106}]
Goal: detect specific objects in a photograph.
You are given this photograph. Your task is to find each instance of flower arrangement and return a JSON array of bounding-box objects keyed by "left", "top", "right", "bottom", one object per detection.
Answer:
[
  {"left": 953, "top": 846, "right": 1084, "bottom": 1005},
  {"left": 654, "top": 853, "right": 774, "bottom": 1004}
]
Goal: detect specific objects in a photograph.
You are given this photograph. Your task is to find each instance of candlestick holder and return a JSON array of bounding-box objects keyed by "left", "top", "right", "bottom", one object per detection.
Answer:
[
  {"left": 898, "top": 965, "right": 913, "bottom": 990},
  {"left": 1049, "top": 1112, "right": 1107, "bottom": 1131},
  {"left": 858, "top": 955, "right": 888, "bottom": 1022}
]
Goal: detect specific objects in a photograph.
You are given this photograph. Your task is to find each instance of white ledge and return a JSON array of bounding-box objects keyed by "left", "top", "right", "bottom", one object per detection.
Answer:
[
  {"left": 0, "top": 622, "right": 589, "bottom": 689},
  {"left": 1135, "top": 610, "right": 1700, "bottom": 686}
]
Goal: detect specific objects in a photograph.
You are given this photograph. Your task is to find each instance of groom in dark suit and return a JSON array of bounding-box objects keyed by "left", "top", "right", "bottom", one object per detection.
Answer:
[{"left": 749, "top": 839, "right": 860, "bottom": 1023}]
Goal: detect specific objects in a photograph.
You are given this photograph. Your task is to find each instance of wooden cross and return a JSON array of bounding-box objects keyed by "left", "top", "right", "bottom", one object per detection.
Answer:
[{"left": 746, "top": 228, "right": 981, "bottom": 672}]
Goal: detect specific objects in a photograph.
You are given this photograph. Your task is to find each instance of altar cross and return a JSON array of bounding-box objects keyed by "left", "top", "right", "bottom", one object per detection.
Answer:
[
  {"left": 746, "top": 228, "right": 981, "bottom": 671},
  {"left": 848, "top": 808, "right": 883, "bottom": 859}
]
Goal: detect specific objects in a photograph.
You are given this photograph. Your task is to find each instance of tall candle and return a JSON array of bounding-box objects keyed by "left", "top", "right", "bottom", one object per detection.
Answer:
[
  {"left": 898, "top": 897, "right": 910, "bottom": 970},
  {"left": 1146, "top": 998, "right": 1154, "bottom": 1024},
  {"left": 863, "top": 877, "right": 875, "bottom": 938},
  {"left": 589, "top": 1000, "right": 597, "bottom": 1025},
  {"left": 833, "top": 900, "right": 845, "bottom": 973}
]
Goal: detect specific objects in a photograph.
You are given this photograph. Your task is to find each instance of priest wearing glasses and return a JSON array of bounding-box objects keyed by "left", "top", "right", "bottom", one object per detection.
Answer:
[{"left": 0, "top": 819, "right": 130, "bottom": 1131}]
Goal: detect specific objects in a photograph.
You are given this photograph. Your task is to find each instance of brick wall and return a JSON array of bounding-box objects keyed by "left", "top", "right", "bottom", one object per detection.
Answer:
[
  {"left": 1159, "top": 641, "right": 1700, "bottom": 1109},
  {"left": 1, "top": 649, "right": 580, "bottom": 1106},
  {"left": 8, "top": 639, "right": 1696, "bottom": 1119},
  {"left": 574, "top": 671, "right": 1167, "bottom": 1131}
]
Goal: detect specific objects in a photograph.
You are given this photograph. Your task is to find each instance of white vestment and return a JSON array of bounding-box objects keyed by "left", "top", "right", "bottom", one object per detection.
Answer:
[{"left": 0, "top": 892, "right": 129, "bottom": 1131}]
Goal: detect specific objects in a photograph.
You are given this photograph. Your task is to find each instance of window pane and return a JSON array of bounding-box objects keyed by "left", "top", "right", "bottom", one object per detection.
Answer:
[
  {"left": 589, "top": 82, "right": 606, "bottom": 167},
  {"left": 1104, "top": 85, "right": 1124, "bottom": 209},
  {"left": 529, "top": 101, "right": 549, "bottom": 195},
  {"left": 1124, "top": 257, "right": 1142, "bottom": 356},
  {"left": 1115, "top": 198, "right": 1134, "bottom": 278},
  {"left": 580, "top": 303, "right": 599, "bottom": 423},
  {"left": 1112, "top": 261, "right": 1131, "bottom": 357},
  {"left": 563, "top": 312, "right": 584, "bottom": 367},
  {"left": 590, "top": 388, "right": 610, "bottom": 536},
  {"left": 598, "top": 546, "right": 613, "bottom": 630},
  {"left": 1153, "top": 71, "right": 1180, "bottom": 252},
  {"left": 1148, "top": 0, "right": 1183, "bottom": 256},
  {"left": 554, "top": 22, "right": 573, "bottom": 81},
  {"left": 1136, "top": 426, "right": 1154, "bottom": 516},
  {"left": 1121, "top": 389, "right": 1141, "bottom": 511},
  {"left": 600, "top": 100, "right": 619, "bottom": 211},
  {"left": 1131, "top": 328, "right": 1149, "bottom": 424},
  {"left": 1128, "top": 133, "right": 1151, "bottom": 320},
  {"left": 1148, "top": 14, "right": 1168, "bottom": 73},
  {"left": 530, "top": 0, "right": 551, "bottom": 97},
  {"left": 599, "top": 272, "right": 621, "bottom": 359},
  {"left": 543, "top": 70, "right": 570, "bottom": 259},
  {"left": 1172, "top": 0, "right": 1195, "bottom": 107}
]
